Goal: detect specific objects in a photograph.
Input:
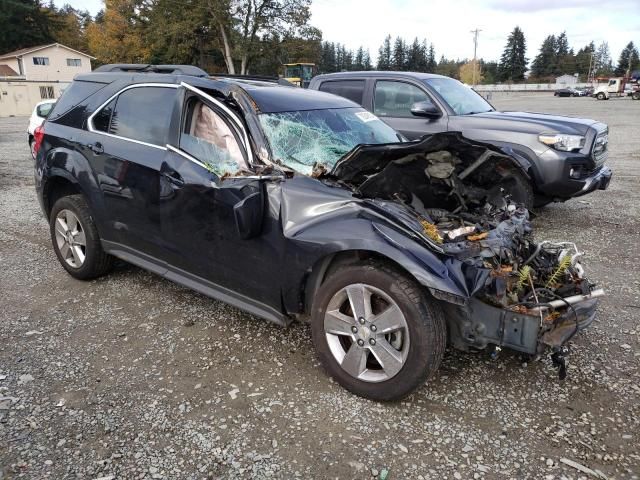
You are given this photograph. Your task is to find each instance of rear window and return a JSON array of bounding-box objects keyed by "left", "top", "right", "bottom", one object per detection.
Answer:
[
  {"left": 93, "top": 86, "right": 177, "bottom": 146},
  {"left": 48, "top": 80, "right": 107, "bottom": 121},
  {"left": 319, "top": 80, "right": 366, "bottom": 105}
]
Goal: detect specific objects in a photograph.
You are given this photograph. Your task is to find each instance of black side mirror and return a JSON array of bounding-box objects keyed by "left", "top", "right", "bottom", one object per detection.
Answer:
[
  {"left": 410, "top": 101, "right": 442, "bottom": 119},
  {"left": 221, "top": 175, "right": 283, "bottom": 239}
]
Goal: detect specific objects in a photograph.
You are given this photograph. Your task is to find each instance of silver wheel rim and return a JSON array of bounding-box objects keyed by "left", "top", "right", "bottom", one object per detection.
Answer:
[
  {"left": 54, "top": 209, "right": 87, "bottom": 268},
  {"left": 324, "top": 283, "right": 410, "bottom": 383},
  {"left": 30, "top": 140, "right": 36, "bottom": 159}
]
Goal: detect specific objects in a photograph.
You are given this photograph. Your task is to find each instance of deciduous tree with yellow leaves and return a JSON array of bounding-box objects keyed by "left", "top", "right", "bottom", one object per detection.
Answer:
[{"left": 86, "top": 0, "right": 150, "bottom": 64}]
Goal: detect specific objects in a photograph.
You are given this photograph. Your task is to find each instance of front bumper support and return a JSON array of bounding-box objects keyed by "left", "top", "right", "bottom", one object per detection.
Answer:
[{"left": 442, "top": 289, "right": 603, "bottom": 355}]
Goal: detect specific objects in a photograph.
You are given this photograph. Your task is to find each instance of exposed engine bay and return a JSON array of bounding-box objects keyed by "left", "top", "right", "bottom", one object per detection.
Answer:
[{"left": 324, "top": 133, "right": 603, "bottom": 375}]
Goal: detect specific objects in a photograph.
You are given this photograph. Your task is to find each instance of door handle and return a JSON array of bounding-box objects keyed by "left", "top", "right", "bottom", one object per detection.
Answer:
[
  {"left": 86, "top": 142, "right": 103, "bottom": 154},
  {"left": 162, "top": 169, "right": 185, "bottom": 186}
]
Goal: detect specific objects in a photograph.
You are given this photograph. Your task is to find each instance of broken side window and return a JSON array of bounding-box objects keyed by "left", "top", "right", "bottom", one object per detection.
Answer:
[
  {"left": 180, "top": 99, "right": 246, "bottom": 176},
  {"left": 259, "top": 107, "right": 399, "bottom": 175}
]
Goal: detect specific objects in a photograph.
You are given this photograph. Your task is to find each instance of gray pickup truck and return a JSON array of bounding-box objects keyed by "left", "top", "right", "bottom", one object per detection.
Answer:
[{"left": 309, "top": 71, "right": 612, "bottom": 207}]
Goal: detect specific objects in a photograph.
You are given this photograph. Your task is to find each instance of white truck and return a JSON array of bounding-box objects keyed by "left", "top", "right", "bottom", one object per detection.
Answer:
[{"left": 594, "top": 77, "right": 640, "bottom": 100}]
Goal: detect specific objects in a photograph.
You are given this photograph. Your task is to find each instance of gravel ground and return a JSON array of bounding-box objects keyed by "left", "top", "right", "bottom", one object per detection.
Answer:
[{"left": 1, "top": 94, "right": 639, "bottom": 480}]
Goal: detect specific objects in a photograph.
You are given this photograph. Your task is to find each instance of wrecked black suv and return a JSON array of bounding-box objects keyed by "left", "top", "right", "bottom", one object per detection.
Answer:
[{"left": 35, "top": 64, "right": 603, "bottom": 401}]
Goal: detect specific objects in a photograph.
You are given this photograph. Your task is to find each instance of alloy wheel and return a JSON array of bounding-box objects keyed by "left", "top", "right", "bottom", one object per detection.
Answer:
[
  {"left": 324, "top": 283, "right": 410, "bottom": 383},
  {"left": 54, "top": 209, "right": 87, "bottom": 268}
]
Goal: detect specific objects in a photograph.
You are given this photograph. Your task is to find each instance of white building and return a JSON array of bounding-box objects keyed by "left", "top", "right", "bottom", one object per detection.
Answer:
[
  {"left": 0, "top": 43, "right": 94, "bottom": 117},
  {"left": 555, "top": 74, "right": 578, "bottom": 85}
]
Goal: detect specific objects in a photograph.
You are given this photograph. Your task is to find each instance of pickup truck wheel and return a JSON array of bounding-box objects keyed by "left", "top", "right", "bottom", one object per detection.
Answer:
[
  {"left": 50, "top": 194, "right": 113, "bottom": 280},
  {"left": 311, "top": 262, "right": 446, "bottom": 401},
  {"left": 492, "top": 167, "right": 534, "bottom": 210}
]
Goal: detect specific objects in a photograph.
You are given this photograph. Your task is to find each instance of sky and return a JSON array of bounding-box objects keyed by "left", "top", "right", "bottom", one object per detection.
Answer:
[{"left": 55, "top": 0, "right": 640, "bottom": 63}]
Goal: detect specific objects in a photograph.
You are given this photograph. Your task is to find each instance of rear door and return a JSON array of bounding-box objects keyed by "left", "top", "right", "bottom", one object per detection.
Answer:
[
  {"left": 372, "top": 80, "right": 448, "bottom": 140},
  {"left": 86, "top": 84, "right": 178, "bottom": 259},
  {"left": 318, "top": 79, "right": 367, "bottom": 106}
]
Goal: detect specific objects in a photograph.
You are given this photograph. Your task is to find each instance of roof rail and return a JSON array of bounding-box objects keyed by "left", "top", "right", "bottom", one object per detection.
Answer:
[
  {"left": 93, "top": 64, "right": 209, "bottom": 77},
  {"left": 210, "top": 73, "right": 295, "bottom": 86}
]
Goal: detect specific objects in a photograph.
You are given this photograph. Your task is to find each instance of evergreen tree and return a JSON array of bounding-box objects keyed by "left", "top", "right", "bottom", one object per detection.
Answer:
[
  {"left": 594, "top": 41, "right": 613, "bottom": 76},
  {"left": 342, "top": 44, "right": 353, "bottom": 71},
  {"left": 531, "top": 35, "right": 557, "bottom": 78},
  {"left": 319, "top": 41, "right": 337, "bottom": 73},
  {"left": 392, "top": 36, "right": 406, "bottom": 70},
  {"left": 481, "top": 60, "right": 499, "bottom": 83},
  {"left": 377, "top": 35, "right": 392, "bottom": 70},
  {"left": 436, "top": 55, "right": 460, "bottom": 78},
  {"left": 426, "top": 44, "right": 437, "bottom": 72},
  {"left": 555, "top": 32, "right": 575, "bottom": 75},
  {"left": 615, "top": 41, "right": 640, "bottom": 76},
  {"left": 335, "top": 43, "right": 344, "bottom": 71},
  {"left": 0, "top": 0, "right": 54, "bottom": 52},
  {"left": 498, "top": 26, "right": 528, "bottom": 81},
  {"left": 362, "top": 49, "right": 372, "bottom": 70},
  {"left": 406, "top": 37, "right": 422, "bottom": 71},
  {"left": 555, "top": 32, "right": 569, "bottom": 56},
  {"left": 574, "top": 41, "right": 595, "bottom": 79},
  {"left": 354, "top": 46, "right": 365, "bottom": 70}
]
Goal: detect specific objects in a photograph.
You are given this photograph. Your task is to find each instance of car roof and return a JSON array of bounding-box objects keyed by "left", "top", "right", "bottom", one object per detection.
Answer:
[
  {"left": 75, "top": 71, "right": 358, "bottom": 114},
  {"left": 313, "top": 71, "right": 449, "bottom": 81}
]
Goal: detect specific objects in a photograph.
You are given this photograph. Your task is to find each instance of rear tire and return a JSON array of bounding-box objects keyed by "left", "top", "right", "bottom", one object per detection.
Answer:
[
  {"left": 29, "top": 138, "right": 36, "bottom": 159},
  {"left": 49, "top": 194, "right": 113, "bottom": 280},
  {"left": 311, "top": 262, "right": 446, "bottom": 401}
]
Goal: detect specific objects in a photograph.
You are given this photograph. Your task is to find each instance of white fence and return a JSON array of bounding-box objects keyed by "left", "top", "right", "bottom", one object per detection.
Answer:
[{"left": 475, "top": 83, "right": 592, "bottom": 92}]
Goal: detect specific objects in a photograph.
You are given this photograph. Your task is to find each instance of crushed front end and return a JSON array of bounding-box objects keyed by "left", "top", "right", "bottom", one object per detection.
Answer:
[
  {"left": 431, "top": 208, "right": 603, "bottom": 359},
  {"left": 326, "top": 132, "right": 603, "bottom": 373}
]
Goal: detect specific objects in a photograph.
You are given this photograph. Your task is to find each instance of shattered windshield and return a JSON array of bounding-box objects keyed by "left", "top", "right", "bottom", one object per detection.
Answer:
[
  {"left": 424, "top": 78, "right": 494, "bottom": 115},
  {"left": 259, "top": 107, "right": 400, "bottom": 175}
]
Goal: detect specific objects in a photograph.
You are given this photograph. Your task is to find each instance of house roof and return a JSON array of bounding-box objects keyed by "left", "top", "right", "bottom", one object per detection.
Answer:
[
  {"left": 0, "top": 43, "right": 95, "bottom": 60},
  {"left": 0, "top": 64, "right": 19, "bottom": 76}
]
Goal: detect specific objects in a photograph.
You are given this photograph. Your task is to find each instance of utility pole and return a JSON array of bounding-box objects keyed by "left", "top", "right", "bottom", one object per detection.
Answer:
[
  {"left": 587, "top": 50, "right": 594, "bottom": 84},
  {"left": 471, "top": 28, "right": 482, "bottom": 86}
]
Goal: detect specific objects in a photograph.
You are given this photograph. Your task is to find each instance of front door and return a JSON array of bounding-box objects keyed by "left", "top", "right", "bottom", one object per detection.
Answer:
[
  {"left": 159, "top": 86, "right": 282, "bottom": 309},
  {"left": 372, "top": 80, "right": 448, "bottom": 140}
]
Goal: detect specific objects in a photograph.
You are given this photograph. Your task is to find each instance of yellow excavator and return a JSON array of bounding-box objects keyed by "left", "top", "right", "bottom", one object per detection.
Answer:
[{"left": 283, "top": 63, "right": 317, "bottom": 88}]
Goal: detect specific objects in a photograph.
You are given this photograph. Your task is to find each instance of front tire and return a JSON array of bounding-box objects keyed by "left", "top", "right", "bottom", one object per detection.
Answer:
[
  {"left": 596, "top": 92, "right": 606, "bottom": 100},
  {"left": 50, "top": 194, "right": 113, "bottom": 280},
  {"left": 311, "top": 262, "right": 446, "bottom": 401},
  {"left": 489, "top": 167, "right": 535, "bottom": 210}
]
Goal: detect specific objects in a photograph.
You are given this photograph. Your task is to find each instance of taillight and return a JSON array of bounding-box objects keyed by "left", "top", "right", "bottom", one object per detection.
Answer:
[{"left": 33, "top": 124, "right": 45, "bottom": 157}]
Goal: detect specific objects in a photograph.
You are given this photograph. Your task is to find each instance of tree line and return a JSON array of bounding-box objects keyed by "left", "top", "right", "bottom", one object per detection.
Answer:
[
  {"left": 1, "top": 1, "right": 638, "bottom": 83},
  {"left": 317, "top": 36, "right": 437, "bottom": 74},
  {"left": 530, "top": 33, "right": 639, "bottom": 80}
]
